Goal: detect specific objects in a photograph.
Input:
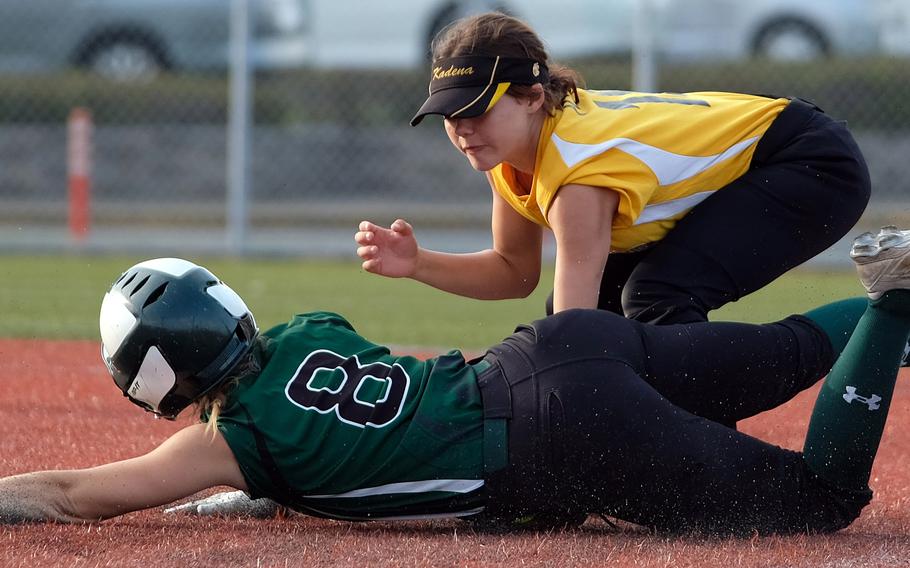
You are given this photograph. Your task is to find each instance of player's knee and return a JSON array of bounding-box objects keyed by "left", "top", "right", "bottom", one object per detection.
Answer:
[
  {"left": 538, "top": 309, "right": 641, "bottom": 359},
  {"left": 621, "top": 284, "right": 709, "bottom": 324},
  {"left": 544, "top": 309, "right": 601, "bottom": 334}
]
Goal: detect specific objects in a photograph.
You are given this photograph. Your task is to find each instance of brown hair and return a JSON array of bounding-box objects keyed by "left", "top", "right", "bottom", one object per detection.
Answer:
[{"left": 431, "top": 12, "right": 581, "bottom": 114}]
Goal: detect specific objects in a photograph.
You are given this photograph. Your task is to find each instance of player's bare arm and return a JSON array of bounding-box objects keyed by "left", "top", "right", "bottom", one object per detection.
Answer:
[
  {"left": 409, "top": 188, "right": 542, "bottom": 299},
  {"left": 547, "top": 184, "right": 619, "bottom": 312},
  {"left": 0, "top": 423, "right": 246, "bottom": 523},
  {"left": 356, "top": 187, "right": 542, "bottom": 300}
]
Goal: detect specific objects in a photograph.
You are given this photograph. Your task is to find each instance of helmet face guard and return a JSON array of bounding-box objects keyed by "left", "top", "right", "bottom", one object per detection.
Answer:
[{"left": 99, "top": 258, "right": 258, "bottom": 419}]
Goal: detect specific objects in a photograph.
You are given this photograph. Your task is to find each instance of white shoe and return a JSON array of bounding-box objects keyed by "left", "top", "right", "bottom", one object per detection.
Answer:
[{"left": 850, "top": 225, "right": 910, "bottom": 300}]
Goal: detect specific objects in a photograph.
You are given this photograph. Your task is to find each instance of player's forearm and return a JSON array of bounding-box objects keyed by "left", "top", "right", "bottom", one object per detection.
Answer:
[
  {"left": 551, "top": 274, "right": 601, "bottom": 312},
  {"left": 0, "top": 472, "right": 87, "bottom": 524},
  {"left": 412, "top": 248, "right": 540, "bottom": 300},
  {"left": 551, "top": 245, "right": 608, "bottom": 312},
  {"left": 547, "top": 182, "right": 617, "bottom": 312}
]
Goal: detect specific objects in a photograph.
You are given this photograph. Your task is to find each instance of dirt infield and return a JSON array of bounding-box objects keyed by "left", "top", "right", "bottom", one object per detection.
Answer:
[{"left": 2, "top": 339, "right": 910, "bottom": 568}]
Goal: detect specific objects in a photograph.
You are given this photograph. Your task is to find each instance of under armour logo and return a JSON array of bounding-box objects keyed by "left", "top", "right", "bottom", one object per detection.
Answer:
[{"left": 843, "top": 386, "right": 881, "bottom": 410}]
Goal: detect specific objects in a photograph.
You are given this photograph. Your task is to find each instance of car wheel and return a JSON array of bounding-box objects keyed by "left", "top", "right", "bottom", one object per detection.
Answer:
[
  {"left": 752, "top": 18, "right": 829, "bottom": 61},
  {"left": 78, "top": 34, "right": 169, "bottom": 81}
]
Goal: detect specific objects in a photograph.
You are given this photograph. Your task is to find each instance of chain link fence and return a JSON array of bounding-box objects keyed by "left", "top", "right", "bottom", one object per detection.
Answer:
[{"left": 1, "top": 1, "right": 908, "bottom": 259}]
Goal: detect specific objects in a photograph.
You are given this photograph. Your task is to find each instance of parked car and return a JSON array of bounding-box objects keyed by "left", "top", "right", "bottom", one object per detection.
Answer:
[
  {"left": 0, "top": 0, "right": 307, "bottom": 81},
  {"left": 303, "top": 0, "right": 885, "bottom": 69},
  {"left": 656, "top": 0, "right": 882, "bottom": 62},
  {"left": 0, "top": 0, "right": 891, "bottom": 81},
  {"left": 298, "top": 0, "right": 630, "bottom": 69},
  {"left": 878, "top": 0, "right": 910, "bottom": 56}
]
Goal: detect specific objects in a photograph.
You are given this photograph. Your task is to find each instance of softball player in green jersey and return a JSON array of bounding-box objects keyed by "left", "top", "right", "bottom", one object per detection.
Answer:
[
  {"left": 2, "top": 229, "right": 910, "bottom": 534},
  {"left": 356, "top": 12, "right": 871, "bottom": 324},
  {"left": 214, "top": 312, "right": 487, "bottom": 520}
]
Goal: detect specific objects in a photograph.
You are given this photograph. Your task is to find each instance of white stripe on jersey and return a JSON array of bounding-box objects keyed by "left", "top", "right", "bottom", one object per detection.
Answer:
[
  {"left": 633, "top": 190, "right": 716, "bottom": 225},
  {"left": 301, "top": 505, "right": 486, "bottom": 522},
  {"left": 306, "top": 479, "right": 484, "bottom": 499},
  {"left": 551, "top": 133, "right": 759, "bottom": 186}
]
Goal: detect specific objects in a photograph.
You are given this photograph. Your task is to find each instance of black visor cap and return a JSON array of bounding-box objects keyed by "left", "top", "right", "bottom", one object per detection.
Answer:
[{"left": 410, "top": 55, "right": 548, "bottom": 126}]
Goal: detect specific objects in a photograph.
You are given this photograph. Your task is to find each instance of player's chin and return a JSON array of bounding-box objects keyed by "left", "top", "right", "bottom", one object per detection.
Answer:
[{"left": 463, "top": 154, "right": 495, "bottom": 172}]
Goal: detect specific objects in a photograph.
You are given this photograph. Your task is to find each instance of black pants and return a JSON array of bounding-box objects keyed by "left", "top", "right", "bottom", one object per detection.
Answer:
[
  {"left": 477, "top": 310, "right": 871, "bottom": 535},
  {"left": 545, "top": 99, "right": 872, "bottom": 323}
]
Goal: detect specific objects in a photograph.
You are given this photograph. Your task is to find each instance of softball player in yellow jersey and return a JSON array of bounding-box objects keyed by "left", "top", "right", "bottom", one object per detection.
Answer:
[{"left": 356, "top": 12, "right": 870, "bottom": 324}]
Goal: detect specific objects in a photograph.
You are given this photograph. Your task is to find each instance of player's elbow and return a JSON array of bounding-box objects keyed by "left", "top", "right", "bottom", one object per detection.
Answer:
[
  {"left": 509, "top": 270, "right": 540, "bottom": 298},
  {"left": 59, "top": 488, "right": 101, "bottom": 523},
  {"left": 486, "top": 249, "right": 541, "bottom": 299}
]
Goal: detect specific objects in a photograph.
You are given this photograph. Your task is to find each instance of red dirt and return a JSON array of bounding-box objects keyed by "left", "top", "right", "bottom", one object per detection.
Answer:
[{"left": 1, "top": 339, "right": 909, "bottom": 568}]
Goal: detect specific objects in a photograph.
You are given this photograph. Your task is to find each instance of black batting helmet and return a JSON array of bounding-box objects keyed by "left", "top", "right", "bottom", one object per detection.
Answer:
[{"left": 99, "top": 258, "right": 258, "bottom": 419}]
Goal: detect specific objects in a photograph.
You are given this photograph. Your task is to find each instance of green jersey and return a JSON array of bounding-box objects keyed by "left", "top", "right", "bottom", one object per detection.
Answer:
[{"left": 212, "top": 311, "right": 487, "bottom": 520}]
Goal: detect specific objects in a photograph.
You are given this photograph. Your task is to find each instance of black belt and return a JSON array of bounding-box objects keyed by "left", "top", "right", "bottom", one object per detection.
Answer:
[{"left": 472, "top": 354, "right": 510, "bottom": 473}]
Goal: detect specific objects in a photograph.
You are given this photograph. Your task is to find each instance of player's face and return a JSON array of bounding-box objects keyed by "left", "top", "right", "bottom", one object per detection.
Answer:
[{"left": 444, "top": 93, "right": 542, "bottom": 172}]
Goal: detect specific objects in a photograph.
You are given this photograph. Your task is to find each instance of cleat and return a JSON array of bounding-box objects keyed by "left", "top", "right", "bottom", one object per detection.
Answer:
[
  {"left": 850, "top": 231, "right": 879, "bottom": 257},
  {"left": 850, "top": 226, "right": 910, "bottom": 300}
]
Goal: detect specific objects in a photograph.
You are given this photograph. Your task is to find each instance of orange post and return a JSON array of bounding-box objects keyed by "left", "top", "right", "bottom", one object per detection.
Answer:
[{"left": 67, "top": 107, "right": 92, "bottom": 241}]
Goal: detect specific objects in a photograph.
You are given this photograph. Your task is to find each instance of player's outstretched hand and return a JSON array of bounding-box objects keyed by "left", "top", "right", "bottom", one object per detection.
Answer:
[
  {"left": 355, "top": 219, "right": 419, "bottom": 278},
  {"left": 163, "top": 490, "right": 282, "bottom": 518}
]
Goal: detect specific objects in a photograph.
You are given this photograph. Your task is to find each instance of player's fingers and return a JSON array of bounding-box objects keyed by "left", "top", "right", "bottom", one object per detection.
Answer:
[
  {"left": 354, "top": 230, "right": 373, "bottom": 245},
  {"left": 356, "top": 245, "right": 378, "bottom": 259},
  {"left": 391, "top": 219, "right": 413, "bottom": 236},
  {"left": 359, "top": 220, "right": 379, "bottom": 232},
  {"left": 361, "top": 258, "right": 381, "bottom": 273}
]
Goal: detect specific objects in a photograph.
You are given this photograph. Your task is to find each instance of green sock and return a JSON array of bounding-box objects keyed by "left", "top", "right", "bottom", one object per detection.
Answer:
[
  {"left": 803, "top": 297, "right": 868, "bottom": 356},
  {"left": 802, "top": 290, "right": 910, "bottom": 489}
]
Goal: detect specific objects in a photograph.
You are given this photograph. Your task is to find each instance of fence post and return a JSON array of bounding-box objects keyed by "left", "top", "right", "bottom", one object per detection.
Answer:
[
  {"left": 632, "top": 0, "right": 658, "bottom": 93},
  {"left": 67, "top": 107, "right": 92, "bottom": 242},
  {"left": 227, "top": 0, "right": 252, "bottom": 255}
]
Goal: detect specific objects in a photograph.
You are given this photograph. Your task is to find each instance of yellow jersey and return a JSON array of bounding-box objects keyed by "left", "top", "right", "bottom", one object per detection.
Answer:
[{"left": 489, "top": 89, "right": 789, "bottom": 252}]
